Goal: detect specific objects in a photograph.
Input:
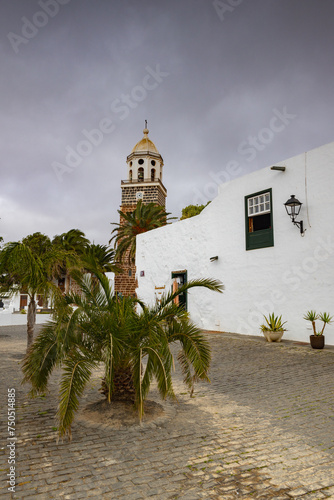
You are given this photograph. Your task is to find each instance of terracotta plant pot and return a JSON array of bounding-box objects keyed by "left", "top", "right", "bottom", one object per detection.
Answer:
[
  {"left": 310, "top": 335, "right": 325, "bottom": 349},
  {"left": 263, "top": 331, "right": 284, "bottom": 342}
]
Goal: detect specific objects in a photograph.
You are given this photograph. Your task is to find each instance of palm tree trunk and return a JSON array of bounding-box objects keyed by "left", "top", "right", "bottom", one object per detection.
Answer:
[
  {"left": 27, "top": 297, "right": 36, "bottom": 351},
  {"left": 65, "top": 272, "right": 70, "bottom": 295},
  {"left": 113, "top": 365, "right": 135, "bottom": 400},
  {"left": 101, "top": 364, "right": 135, "bottom": 401}
]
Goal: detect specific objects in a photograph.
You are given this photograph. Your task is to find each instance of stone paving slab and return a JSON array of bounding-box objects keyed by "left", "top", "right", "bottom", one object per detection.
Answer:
[{"left": 1, "top": 325, "right": 334, "bottom": 499}]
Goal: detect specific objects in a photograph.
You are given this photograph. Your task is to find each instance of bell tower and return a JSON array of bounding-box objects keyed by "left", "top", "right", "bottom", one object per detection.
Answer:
[{"left": 114, "top": 124, "right": 167, "bottom": 296}]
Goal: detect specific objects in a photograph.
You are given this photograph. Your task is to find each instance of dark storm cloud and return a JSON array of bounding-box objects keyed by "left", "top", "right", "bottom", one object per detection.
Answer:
[{"left": 0, "top": 0, "right": 333, "bottom": 242}]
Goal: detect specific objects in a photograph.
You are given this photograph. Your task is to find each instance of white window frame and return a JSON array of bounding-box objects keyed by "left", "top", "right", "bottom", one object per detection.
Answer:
[{"left": 247, "top": 192, "right": 271, "bottom": 217}]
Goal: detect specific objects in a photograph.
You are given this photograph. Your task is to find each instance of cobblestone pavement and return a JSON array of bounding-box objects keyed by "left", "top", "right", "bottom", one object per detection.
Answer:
[{"left": 1, "top": 325, "right": 334, "bottom": 499}]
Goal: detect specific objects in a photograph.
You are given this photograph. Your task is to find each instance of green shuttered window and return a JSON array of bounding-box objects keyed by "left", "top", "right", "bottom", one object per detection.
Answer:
[{"left": 245, "top": 189, "right": 274, "bottom": 250}]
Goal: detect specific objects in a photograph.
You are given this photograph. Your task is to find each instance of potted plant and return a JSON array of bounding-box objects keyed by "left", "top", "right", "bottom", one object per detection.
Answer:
[
  {"left": 260, "top": 313, "right": 287, "bottom": 342},
  {"left": 304, "top": 311, "right": 333, "bottom": 349}
]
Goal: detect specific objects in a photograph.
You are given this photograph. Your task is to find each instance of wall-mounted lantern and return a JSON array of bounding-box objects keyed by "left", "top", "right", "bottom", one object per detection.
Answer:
[{"left": 284, "top": 195, "right": 305, "bottom": 235}]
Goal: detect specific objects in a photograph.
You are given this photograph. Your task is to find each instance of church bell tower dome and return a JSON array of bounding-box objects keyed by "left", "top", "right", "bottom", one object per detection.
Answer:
[
  {"left": 131, "top": 127, "right": 160, "bottom": 154},
  {"left": 125, "top": 123, "right": 166, "bottom": 195}
]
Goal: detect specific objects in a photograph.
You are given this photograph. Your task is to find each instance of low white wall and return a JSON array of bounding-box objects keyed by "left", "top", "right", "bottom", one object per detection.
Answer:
[
  {"left": 0, "top": 312, "right": 52, "bottom": 326},
  {"left": 136, "top": 142, "right": 334, "bottom": 345}
]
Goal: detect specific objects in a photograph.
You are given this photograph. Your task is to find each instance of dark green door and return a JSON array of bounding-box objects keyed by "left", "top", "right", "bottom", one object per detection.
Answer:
[{"left": 171, "top": 271, "right": 187, "bottom": 310}]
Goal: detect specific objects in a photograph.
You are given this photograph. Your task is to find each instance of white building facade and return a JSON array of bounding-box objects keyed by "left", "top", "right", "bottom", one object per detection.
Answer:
[{"left": 136, "top": 142, "right": 334, "bottom": 344}]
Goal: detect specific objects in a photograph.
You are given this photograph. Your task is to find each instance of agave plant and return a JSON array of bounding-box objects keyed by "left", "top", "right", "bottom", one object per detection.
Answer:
[
  {"left": 304, "top": 311, "right": 333, "bottom": 335},
  {"left": 22, "top": 269, "right": 223, "bottom": 440},
  {"left": 260, "top": 313, "right": 287, "bottom": 333}
]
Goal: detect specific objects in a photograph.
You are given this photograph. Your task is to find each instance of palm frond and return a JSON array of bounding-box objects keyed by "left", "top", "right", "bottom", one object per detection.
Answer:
[
  {"left": 110, "top": 201, "right": 176, "bottom": 264},
  {"left": 160, "top": 278, "right": 224, "bottom": 309},
  {"left": 21, "top": 322, "right": 59, "bottom": 395},
  {"left": 132, "top": 348, "right": 144, "bottom": 418},
  {"left": 143, "top": 346, "right": 175, "bottom": 400},
  {"left": 57, "top": 349, "right": 97, "bottom": 440},
  {"left": 169, "top": 321, "right": 211, "bottom": 392},
  {"left": 102, "top": 333, "right": 114, "bottom": 403},
  {"left": 0, "top": 241, "right": 45, "bottom": 290}
]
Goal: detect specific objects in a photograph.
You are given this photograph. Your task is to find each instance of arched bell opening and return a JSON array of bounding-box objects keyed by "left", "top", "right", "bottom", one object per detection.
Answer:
[{"left": 138, "top": 167, "right": 144, "bottom": 182}]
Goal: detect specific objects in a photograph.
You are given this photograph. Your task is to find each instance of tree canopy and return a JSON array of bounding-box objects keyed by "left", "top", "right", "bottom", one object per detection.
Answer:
[
  {"left": 0, "top": 230, "right": 118, "bottom": 349},
  {"left": 0, "top": 233, "right": 65, "bottom": 349},
  {"left": 110, "top": 201, "right": 176, "bottom": 265},
  {"left": 180, "top": 202, "right": 211, "bottom": 220}
]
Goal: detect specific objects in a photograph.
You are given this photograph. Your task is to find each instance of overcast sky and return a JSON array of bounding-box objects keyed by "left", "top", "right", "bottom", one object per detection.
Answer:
[{"left": 1, "top": 0, "right": 333, "bottom": 245}]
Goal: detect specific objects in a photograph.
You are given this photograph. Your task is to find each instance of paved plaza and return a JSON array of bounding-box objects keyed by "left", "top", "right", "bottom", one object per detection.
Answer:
[{"left": 1, "top": 325, "right": 334, "bottom": 499}]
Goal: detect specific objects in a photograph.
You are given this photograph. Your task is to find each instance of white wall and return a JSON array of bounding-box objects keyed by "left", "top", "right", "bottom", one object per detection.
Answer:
[
  {"left": 0, "top": 312, "right": 52, "bottom": 326},
  {"left": 136, "top": 142, "right": 334, "bottom": 345}
]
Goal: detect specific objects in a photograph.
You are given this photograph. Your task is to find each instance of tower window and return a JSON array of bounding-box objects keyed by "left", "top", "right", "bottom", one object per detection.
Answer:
[
  {"left": 151, "top": 168, "right": 155, "bottom": 181},
  {"left": 130, "top": 161, "right": 132, "bottom": 166},
  {"left": 129, "top": 169, "right": 132, "bottom": 181},
  {"left": 138, "top": 167, "right": 144, "bottom": 181},
  {"left": 138, "top": 159, "right": 144, "bottom": 165},
  {"left": 151, "top": 160, "right": 156, "bottom": 166}
]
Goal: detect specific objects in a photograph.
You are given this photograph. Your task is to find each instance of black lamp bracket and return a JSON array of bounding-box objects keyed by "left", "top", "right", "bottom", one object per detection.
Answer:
[{"left": 292, "top": 218, "right": 305, "bottom": 235}]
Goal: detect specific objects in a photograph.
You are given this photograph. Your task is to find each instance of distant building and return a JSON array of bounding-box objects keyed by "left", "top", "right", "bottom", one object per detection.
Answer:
[{"left": 136, "top": 141, "right": 334, "bottom": 344}]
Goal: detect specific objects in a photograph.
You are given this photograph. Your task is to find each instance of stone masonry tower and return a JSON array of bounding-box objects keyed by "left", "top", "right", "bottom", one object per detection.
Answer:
[{"left": 114, "top": 124, "right": 167, "bottom": 296}]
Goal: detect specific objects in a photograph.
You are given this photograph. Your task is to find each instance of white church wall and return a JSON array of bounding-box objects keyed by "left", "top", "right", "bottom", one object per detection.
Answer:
[{"left": 136, "top": 142, "right": 334, "bottom": 345}]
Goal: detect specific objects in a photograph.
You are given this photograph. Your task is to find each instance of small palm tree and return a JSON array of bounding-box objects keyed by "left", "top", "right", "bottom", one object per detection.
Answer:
[
  {"left": 110, "top": 201, "right": 176, "bottom": 265},
  {"left": 22, "top": 270, "right": 223, "bottom": 440}
]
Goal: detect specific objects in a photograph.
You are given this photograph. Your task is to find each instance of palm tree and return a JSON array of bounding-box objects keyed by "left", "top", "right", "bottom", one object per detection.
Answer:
[
  {"left": 81, "top": 243, "right": 120, "bottom": 275},
  {"left": 52, "top": 229, "right": 89, "bottom": 294},
  {"left": 110, "top": 201, "right": 176, "bottom": 265},
  {"left": 22, "top": 270, "right": 223, "bottom": 439},
  {"left": 53, "top": 229, "right": 89, "bottom": 254},
  {"left": 0, "top": 233, "right": 66, "bottom": 350}
]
